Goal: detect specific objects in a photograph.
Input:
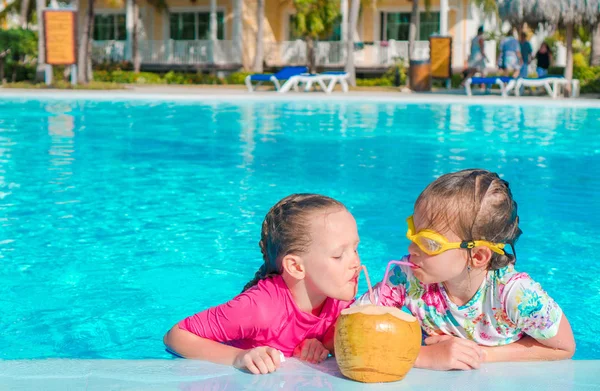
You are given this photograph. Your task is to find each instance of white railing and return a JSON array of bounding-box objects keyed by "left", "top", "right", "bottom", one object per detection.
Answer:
[
  {"left": 92, "top": 39, "right": 439, "bottom": 68},
  {"left": 92, "top": 40, "right": 241, "bottom": 65},
  {"left": 264, "top": 40, "right": 307, "bottom": 66},
  {"left": 264, "top": 40, "right": 430, "bottom": 68},
  {"left": 92, "top": 41, "right": 127, "bottom": 63}
]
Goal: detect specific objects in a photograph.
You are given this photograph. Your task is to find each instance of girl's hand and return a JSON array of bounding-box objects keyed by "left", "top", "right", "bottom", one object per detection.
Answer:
[
  {"left": 233, "top": 346, "right": 282, "bottom": 375},
  {"left": 293, "top": 338, "right": 330, "bottom": 363},
  {"left": 421, "top": 335, "right": 486, "bottom": 371}
]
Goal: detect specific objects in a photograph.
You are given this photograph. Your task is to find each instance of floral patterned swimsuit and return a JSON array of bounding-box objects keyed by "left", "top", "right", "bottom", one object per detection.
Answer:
[{"left": 356, "top": 257, "right": 563, "bottom": 345}]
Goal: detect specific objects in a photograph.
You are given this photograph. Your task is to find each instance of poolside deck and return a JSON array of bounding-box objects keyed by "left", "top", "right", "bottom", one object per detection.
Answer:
[
  {"left": 2, "top": 358, "right": 599, "bottom": 390},
  {"left": 1, "top": 87, "right": 600, "bottom": 108}
]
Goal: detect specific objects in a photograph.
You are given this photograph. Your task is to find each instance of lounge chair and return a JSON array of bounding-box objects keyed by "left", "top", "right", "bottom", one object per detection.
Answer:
[
  {"left": 278, "top": 71, "right": 350, "bottom": 94},
  {"left": 515, "top": 76, "right": 580, "bottom": 98},
  {"left": 245, "top": 66, "right": 308, "bottom": 92},
  {"left": 321, "top": 71, "right": 350, "bottom": 93},
  {"left": 465, "top": 76, "right": 516, "bottom": 97}
]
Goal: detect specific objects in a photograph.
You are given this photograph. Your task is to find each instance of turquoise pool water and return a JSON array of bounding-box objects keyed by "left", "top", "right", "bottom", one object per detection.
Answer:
[{"left": 0, "top": 97, "right": 598, "bottom": 360}]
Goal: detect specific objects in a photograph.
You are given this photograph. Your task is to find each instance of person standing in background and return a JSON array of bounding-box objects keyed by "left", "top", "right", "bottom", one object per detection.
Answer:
[
  {"left": 519, "top": 32, "right": 533, "bottom": 78},
  {"left": 535, "top": 42, "right": 553, "bottom": 77}
]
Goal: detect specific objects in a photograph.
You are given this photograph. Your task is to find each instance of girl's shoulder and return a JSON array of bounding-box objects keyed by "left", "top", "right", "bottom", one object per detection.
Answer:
[
  {"left": 489, "top": 264, "right": 548, "bottom": 302},
  {"left": 490, "top": 264, "right": 527, "bottom": 285}
]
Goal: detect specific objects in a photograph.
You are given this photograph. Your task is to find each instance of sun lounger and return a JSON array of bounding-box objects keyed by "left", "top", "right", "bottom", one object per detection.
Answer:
[
  {"left": 245, "top": 66, "right": 308, "bottom": 92},
  {"left": 515, "top": 76, "right": 580, "bottom": 98},
  {"left": 465, "top": 76, "right": 516, "bottom": 97},
  {"left": 278, "top": 71, "right": 350, "bottom": 94}
]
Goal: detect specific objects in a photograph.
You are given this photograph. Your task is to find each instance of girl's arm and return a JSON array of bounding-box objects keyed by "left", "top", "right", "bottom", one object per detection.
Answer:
[
  {"left": 322, "top": 323, "right": 335, "bottom": 353},
  {"left": 164, "top": 324, "right": 243, "bottom": 364},
  {"left": 164, "top": 287, "right": 284, "bottom": 374},
  {"left": 483, "top": 315, "right": 575, "bottom": 362},
  {"left": 497, "top": 274, "right": 576, "bottom": 362},
  {"left": 164, "top": 323, "right": 283, "bottom": 374}
]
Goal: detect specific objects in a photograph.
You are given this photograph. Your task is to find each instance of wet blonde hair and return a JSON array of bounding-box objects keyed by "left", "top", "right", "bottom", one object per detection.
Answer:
[
  {"left": 415, "top": 169, "right": 522, "bottom": 270},
  {"left": 242, "top": 193, "right": 345, "bottom": 292}
]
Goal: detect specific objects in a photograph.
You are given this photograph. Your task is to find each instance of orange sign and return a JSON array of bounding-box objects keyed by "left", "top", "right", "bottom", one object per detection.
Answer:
[
  {"left": 44, "top": 10, "right": 77, "bottom": 65},
  {"left": 429, "top": 36, "right": 452, "bottom": 79}
]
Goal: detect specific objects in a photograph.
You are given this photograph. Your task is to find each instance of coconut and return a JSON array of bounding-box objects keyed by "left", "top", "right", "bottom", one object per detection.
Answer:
[{"left": 334, "top": 304, "right": 421, "bottom": 383}]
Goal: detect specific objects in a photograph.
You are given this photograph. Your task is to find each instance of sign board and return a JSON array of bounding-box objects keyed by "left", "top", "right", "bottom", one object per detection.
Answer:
[
  {"left": 429, "top": 36, "right": 452, "bottom": 79},
  {"left": 44, "top": 10, "right": 77, "bottom": 65}
]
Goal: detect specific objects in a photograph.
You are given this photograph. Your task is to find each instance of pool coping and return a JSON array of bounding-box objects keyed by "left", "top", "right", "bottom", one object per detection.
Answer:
[
  {"left": 2, "top": 358, "right": 600, "bottom": 390},
  {"left": 2, "top": 87, "right": 600, "bottom": 108}
]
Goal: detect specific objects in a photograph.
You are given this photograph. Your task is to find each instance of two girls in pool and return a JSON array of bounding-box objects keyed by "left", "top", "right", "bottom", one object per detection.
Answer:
[{"left": 164, "top": 169, "right": 575, "bottom": 374}]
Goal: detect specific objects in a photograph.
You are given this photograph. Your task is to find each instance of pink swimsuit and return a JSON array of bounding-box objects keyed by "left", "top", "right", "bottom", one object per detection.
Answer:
[{"left": 179, "top": 275, "right": 351, "bottom": 357}]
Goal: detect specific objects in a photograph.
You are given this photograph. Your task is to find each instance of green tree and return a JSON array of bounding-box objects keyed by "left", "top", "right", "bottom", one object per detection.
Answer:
[
  {"left": 292, "top": 0, "right": 341, "bottom": 73},
  {"left": 0, "top": 28, "right": 37, "bottom": 82}
]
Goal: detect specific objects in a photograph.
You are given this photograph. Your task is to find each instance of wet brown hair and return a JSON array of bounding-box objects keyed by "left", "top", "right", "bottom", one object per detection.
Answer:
[
  {"left": 242, "top": 193, "right": 346, "bottom": 292},
  {"left": 414, "top": 169, "right": 522, "bottom": 270}
]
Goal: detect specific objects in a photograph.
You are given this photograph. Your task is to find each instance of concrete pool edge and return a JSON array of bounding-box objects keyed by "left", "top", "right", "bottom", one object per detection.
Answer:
[
  {"left": 1, "top": 358, "right": 599, "bottom": 390},
  {"left": 2, "top": 88, "right": 600, "bottom": 108}
]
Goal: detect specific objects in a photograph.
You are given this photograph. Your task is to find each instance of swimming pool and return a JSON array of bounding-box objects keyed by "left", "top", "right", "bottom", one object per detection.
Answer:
[{"left": 1, "top": 95, "right": 598, "bottom": 360}]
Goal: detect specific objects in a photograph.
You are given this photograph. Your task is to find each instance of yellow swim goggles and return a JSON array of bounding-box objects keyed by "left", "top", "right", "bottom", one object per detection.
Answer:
[{"left": 406, "top": 215, "right": 506, "bottom": 256}]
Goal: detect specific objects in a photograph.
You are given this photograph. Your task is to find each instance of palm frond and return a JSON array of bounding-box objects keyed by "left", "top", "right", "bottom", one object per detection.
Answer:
[{"left": 472, "top": 0, "right": 498, "bottom": 18}]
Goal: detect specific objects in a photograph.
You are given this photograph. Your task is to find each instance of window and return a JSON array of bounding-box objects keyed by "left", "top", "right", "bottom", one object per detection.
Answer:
[
  {"left": 170, "top": 11, "right": 225, "bottom": 40},
  {"left": 288, "top": 15, "right": 342, "bottom": 41},
  {"left": 380, "top": 12, "right": 440, "bottom": 41},
  {"left": 94, "top": 14, "right": 126, "bottom": 41}
]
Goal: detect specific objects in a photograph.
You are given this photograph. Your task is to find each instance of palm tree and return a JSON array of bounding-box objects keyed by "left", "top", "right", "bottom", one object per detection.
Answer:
[
  {"left": 35, "top": 0, "right": 47, "bottom": 81},
  {"left": 77, "top": 0, "right": 94, "bottom": 83},
  {"left": 20, "top": 0, "right": 30, "bottom": 27},
  {"left": 131, "top": 0, "right": 168, "bottom": 73},
  {"left": 292, "top": 0, "right": 340, "bottom": 73},
  {"left": 591, "top": 24, "right": 600, "bottom": 66},
  {"left": 0, "top": 0, "right": 34, "bottom": 28},
  {"left": 408, "top": 0, "right": 419, "bottom": 61},
  {"left": 344, "top": 0, "right": 359, "bottom": 86},
  {"left": 253, "top": 0, "right": 264, "bottom": 72},
  {"left": 131, "top": 0, "right": 140, "bottom": 72}
]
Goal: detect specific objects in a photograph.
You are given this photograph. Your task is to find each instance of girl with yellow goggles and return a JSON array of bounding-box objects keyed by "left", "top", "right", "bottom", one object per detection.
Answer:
[{"left": 406, "top": 215, "right": 507, "bottom": 256}]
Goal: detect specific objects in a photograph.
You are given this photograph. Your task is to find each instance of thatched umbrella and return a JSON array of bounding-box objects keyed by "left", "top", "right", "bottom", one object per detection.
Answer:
[{"left": 499, "top": 0, "right": 600, "bottom": 93}]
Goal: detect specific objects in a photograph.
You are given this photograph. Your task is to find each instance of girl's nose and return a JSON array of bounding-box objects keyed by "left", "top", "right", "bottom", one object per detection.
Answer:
[
  {"left": 408, "top": 241, "right": 421, "bottom": 257},
  {"left": 351, "top": 251, "right": 361, "bottom": 268}
]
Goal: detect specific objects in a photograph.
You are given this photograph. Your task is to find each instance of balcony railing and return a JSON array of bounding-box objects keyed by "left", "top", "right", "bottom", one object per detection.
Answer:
[
  {"left": 92, "top": 40, "right": 241, "bottom": 66},
  {"left": 92, "top": 38, "right": 496, "bottom": 70}
]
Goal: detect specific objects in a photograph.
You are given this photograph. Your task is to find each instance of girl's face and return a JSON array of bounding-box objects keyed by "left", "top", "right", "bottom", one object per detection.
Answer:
[
  {"left": 540, "top": 44, "right": 548, "bottom": 53},
  {"left": 302, "top": 208, "right": 361, "bottom": 302},
  {"left": 407, "top": 209, "right": 469, "bottom": 284}
]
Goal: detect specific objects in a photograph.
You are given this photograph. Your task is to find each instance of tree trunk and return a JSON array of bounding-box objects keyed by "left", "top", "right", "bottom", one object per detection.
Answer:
[
  {"left": 132, "top": 0, "right": 140, "bottom": 73},
  {"left": 0, "top": 58, "right": 4, "bottom": 83},
  {"left": 564, "top": 22, "right": 573, "bottom": 97},
  {"left": 86, "top": 0, "right": 94, "bottom": 82},
  {"left": 415, "top": 8, "right": 420, "bottom": 41},
  {"left": 408, "top": 0, "right": 419, "bottom": 61},
  {"left": 345, "top": 0, "right": 360, "bottom": 86},
  {"left": 78, "top": 0, "right": 94, "bottom": 83},
  {"left": 591, "top": 23, "right": 600, "bottom": 67},
  {"left": 252, "top": 0, "right": 264, "bottom": 72},
  {"left": 307, "top": 37, "right": 316, "bottom": 74},
  {"left": 233, "top": 0, "right": 242, "bottom": 65},
  {"left": 20, "top": 0, "right": 31, "bottom": 28},
  {"left": 35, "top": 0, "right": 46, "bottom": 82}
]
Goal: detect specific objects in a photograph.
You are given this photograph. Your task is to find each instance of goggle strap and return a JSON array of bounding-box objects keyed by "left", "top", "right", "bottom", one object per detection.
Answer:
[{"left": 460, "top": 240, "right": 507, "bottom": 255}]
